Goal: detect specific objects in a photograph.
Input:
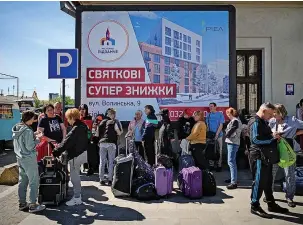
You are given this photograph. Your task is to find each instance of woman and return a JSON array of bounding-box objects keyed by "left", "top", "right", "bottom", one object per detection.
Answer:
[
  {"left": 126, "top": 110, "right": 145, "bottom": 158},
  {"left": 296, "top": 99, "right": 303, "bottom": 151},
  {"left": 30, "top": 113, "right": 39, "bottom": 132},
  {"left": 12, "top": 110, "right": 45, "bottom": 213},
  {"left": 177, "top": 109, "right": 195, "bottom": 143},
  {"left": 186, "top": 111, "right": 208, "bottom": 170},
  {"left": 142, "top": 105, "right": 158, "bottom": 166},
  {"left": 225, "top": 107, "right": 243, "bottom": 190},
  {"left": 52, "top": 108, "right": 89, "bottom": 206},
  {"left": 268, "top": 103, "right": 303, "bottom": 208},
  {"left": 158, "top": 109, "right": 175, "bottom": 157},
  {"left": 38, "top": 104, "right": 66, "bottom": 143}
]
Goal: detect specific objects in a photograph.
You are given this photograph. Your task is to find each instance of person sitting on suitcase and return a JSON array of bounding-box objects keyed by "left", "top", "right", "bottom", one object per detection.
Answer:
[
  {"left": 98, "top": 109, "right": 123, "bottom": 186},
  {"left": 158, "top": 109, "right": 175, "bottom": 157},
  {"left": 12, "top": 110, "right": 46, "bottom": 213},
  {"left": 52, "top": 108, "right": 89, "bottom": 206}
]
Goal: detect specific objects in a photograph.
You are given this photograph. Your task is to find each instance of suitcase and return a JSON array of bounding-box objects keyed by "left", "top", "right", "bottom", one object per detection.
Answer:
[
  {"left": 202, "top": 170, "right": 216, "bottom": 196},
  {"left": 154, "top": 140, "right": 173, "bottom": 197},
  {"left": 111, "top": 139, "right": 134, "bottom": 197},
  {"left": 178, "top": 166, "right": 202, "bottom": 199},
  {"left": 178, "top": 141, "right": 195, "bottom": 172},
  {"left": 36, "top": 139, "right": 49, "bottom": 162},
  {"left": 134, "top": 182, "right": 159, "bottom": 201},
  {"left": 38, "top": 156, "right": 67, "bottom": 205}
]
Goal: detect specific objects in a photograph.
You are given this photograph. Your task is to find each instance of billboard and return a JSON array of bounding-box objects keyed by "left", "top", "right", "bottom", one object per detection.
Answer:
[{"left": 81, "top": 9, "right": 233, "bottom": 121}]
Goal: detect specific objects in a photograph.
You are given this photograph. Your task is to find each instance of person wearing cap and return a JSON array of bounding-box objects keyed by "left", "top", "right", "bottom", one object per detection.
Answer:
[
  {"left": 142, "top": 105, "right": 159, "bottom": 166},
  {"left": 177, "top": 108, "right": 196, "bottom": 145},
  {"left": 158, "top": 109, "right": 175, "bottom": 157}
]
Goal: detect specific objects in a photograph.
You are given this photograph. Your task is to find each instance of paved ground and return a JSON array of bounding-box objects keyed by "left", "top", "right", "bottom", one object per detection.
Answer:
[{"left": 0, "top": 169, "right": 302, "bottom": 225}]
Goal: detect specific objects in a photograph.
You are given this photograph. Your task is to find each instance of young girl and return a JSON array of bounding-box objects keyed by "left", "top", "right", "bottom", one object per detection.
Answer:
[{"left": 12, "top": 110, "right": 46, "bottom": 213}]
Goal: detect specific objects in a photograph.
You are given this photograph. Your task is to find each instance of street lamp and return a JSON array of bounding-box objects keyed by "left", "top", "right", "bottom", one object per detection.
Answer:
[{"left": 0, "top": 73, "right": 19, "bottom": 99}]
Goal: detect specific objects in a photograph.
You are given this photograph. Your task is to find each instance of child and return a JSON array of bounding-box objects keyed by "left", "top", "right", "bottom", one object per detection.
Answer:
[{"left": 12, "top": 110, "right": 46, "bottom": 213}]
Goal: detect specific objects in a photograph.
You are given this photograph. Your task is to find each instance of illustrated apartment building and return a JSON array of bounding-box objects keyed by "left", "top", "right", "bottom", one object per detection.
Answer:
[{"left": 139, "top": 18, "right": 202, "bottom": 94}]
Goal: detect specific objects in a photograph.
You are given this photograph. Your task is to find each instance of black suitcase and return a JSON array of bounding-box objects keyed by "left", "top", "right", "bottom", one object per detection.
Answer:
[
  {"left": 111, "top": 139, "right": 134, "bottom": 197},
  {"left": 38, "top": 156, "right": 67, "bottom": 206}
]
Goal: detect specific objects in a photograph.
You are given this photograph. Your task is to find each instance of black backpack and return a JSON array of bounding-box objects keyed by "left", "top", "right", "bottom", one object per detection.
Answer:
[{"left": 202, "top": 170, "right": 217, "bottom": 196}]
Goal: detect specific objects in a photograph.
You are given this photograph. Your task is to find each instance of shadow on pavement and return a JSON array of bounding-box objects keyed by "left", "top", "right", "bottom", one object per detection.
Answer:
[
  {"left": 275, "top": 198, "right": 303, "bottom": 207},
  {"left": 270, "top": 211, "right": 303, "bottom": 225},
  {"left": 42, "top": 185, "right": 145, "bottom": 225}
]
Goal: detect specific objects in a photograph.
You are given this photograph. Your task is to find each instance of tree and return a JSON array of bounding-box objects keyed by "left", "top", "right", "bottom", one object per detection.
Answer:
[
  {"left": 169, "top": 64, "right": 181, "bottom": 92},
  {"left": 39, "top": 96, "right": 75, "bottom": 107}
]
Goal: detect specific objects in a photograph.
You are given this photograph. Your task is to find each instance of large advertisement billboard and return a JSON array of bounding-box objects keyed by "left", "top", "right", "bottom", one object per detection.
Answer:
[{"left": 81, "top": 9, "right": 232, "bottom": 121}]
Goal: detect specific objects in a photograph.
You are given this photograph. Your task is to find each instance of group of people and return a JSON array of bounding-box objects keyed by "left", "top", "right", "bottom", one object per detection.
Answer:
[{"left": 11, "top": 99, "right": 303, "bottom": 219}]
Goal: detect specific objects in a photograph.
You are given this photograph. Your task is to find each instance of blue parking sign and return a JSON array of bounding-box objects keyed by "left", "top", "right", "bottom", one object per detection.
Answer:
[{"left": 48, "top": 49, "right": 78, "bottom": 79}]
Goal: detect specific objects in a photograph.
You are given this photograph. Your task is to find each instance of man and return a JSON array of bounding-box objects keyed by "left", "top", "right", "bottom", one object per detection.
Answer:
[
  {"left": 248, "top": 103, "right": 289, "bottom": 218},
  {"left": 206, "top": 102, "right": 225, "bottom": 172},
  {"left": 54, "top": 102, "right": 63, "bottom": 118}
]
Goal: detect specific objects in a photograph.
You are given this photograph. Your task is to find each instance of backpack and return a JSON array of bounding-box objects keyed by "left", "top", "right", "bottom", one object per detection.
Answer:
[{"left": 202, "top": 170, "right": 217, "bottom": 196}]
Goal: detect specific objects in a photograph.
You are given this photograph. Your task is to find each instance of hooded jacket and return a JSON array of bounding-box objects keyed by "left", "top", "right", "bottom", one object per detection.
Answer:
[
  {"left": 12, "top": 123, "right": 39, "bottom": 159},
  {"left": 142, "top": 113, "right": 158, "bottom": 142}
]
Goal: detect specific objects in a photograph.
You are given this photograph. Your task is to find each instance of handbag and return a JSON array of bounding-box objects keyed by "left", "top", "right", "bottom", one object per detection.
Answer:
[
  {"left": 204, "top": 139, "right": 220, "bottom": 161},
  {"left": 206, "top": 114, "right": 216, "bottom": 139}
]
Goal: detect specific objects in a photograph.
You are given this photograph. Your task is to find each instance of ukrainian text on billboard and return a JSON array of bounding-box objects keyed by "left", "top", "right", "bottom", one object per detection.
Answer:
[{"left": 81, "top": 11, "right": 230, "bottom": 121}]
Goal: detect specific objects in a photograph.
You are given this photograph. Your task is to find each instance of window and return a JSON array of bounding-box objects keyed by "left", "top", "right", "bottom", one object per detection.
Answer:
[
  {"left": 196, "top": 47, "right": 200, "bottom": 55},
  {"left": 196, "top": 40, "right": 200, "bottom": 46},
  {"left": 165, "top": 27, "right": 171, "bottom": 36},
  {"left": 145, "top": 62, "right": 149, "bottom": 70},
  {"left": 196, "top": 55, "right": 200, "bottom": 62},
  {"left": 174, "top": 59, "right": 180, "bottom": 66},
  {"left": 174, "top": 30, "right": 179, "bottom": 39},
  {"left": 183, "top": 34, "right": 187, "bottom": 42},
  {"left": 165, "top": 37, "right": 171, "bottom": 46},
  {"left": 174, "top": 40, "right": 179, "bottom": 48},
  {"left": 179, "top": 32, "right": 182, "bottom": 40},
  {"left": 188, "top": 36, "right": 191, "bottom": 44},
  {"left": 144, "top": 51, "right": 150, "bottom": 59},
  {"left": 164, "top": 76, "right": 170, "bottom": 84},
  {"left": 188, "top": 53, "right": 191, "bottom": 60},
  {"left": 153, "top": 74, "right": 160, "bottom": 83},
  {"left": 153, "top": 54, "right": 160, "bottom": 63},
  {"left": 185, "top": 78, "right": 189, "bottom": 85},
  {"left": 185, "top": 70, "right": 189, "bottom": 77},
  {"left": 184, "top": 62, "right": 189, "bottom": 69},
  {"left": 183, "top": 51, "right": 187, "bottom": 59},
  {"left": 165, "top": 66, "right": 170, "bottom": 74},
  {"left": 164, "top": 56, "right": 170, "bottom": 65},
  {"left": 0, "top": 104, "right": 13, "bottom": 119},
  {"left": 154, "top": 64, "right": 160, "bottom": 73},
  {"left": 165, "top": 46, "right": 171, "bottom": 55},
  {"left": 188, "top": 45, "right": 191, "bottom": 52},
  {"left": 185, "top": 86, "right": 190, "bottom": 93},
  {"left": 183, "top": 43, "right": 187, "bottom": 51},
  {"left": 173, "top": 48, "right": 179, "bottom": 58}
]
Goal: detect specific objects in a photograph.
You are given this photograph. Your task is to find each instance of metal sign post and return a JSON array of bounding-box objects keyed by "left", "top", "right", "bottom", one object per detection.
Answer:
[{"left": 62, "top": 79, "right": 66, "bottom": 117}]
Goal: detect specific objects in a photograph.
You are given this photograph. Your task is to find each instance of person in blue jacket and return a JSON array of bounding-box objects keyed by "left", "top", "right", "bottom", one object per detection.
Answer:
[{"left": 142, "top": 105, "right": 158, "bottom": 166}]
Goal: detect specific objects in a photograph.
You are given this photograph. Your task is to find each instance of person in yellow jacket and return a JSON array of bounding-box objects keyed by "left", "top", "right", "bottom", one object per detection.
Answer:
[{"left": 186, "top": 111, "right": 208, "bottom": 169}]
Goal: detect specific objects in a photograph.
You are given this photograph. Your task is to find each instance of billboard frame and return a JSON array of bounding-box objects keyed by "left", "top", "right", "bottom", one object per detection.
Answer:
[{"left": 75, "top": 4, "right": 236, "bottom": 120}]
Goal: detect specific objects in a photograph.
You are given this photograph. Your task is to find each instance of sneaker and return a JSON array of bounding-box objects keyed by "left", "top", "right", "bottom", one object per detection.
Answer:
[
  {"left": 227, "top": 183, "right": 237, "bottom": 190},
  {"left": 108, "top": 181, "right": 112, "bottom": 186},
  {"left": 28, "top": 203, "right": 46, "bottom": 213},
  {"left": 251, "top": 205, "right": 272, "bottom": 219},
  {"left": 225, "top": 179, "right": 231, "bottom": 183},
  {"left": 268, "top": 203, "right": 289, "bottom": 214},
  {"left": 66, "top": 196, "right": 82, "bottom": 206},
  {"left": 263, "top": 197, "right": 268, "bottom": 203},
  {"left": 216, "top": 167, "right": 222, "bottom": 172},
  {"left": 19, "top": 203, "right": 29, "bottom": 211},
  {"left": 287, "top": 199, "right": 296, "bottom": 208},
  {"left": 100, "top": 181, "right": 106, "bottom": 186}
]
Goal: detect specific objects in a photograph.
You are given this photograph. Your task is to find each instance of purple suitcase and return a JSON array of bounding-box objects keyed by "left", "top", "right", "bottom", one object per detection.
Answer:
[
  {"left": 178, "top": 166, "right": 202, "bottom": 199},
  {"left": 155, "top": 140, "right": 174, "bottom": 197}
]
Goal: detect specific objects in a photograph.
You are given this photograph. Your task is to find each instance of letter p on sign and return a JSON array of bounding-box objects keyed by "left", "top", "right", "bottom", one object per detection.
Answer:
[{"left": 48, "top": 49, "right": 78, "bottom": 79}]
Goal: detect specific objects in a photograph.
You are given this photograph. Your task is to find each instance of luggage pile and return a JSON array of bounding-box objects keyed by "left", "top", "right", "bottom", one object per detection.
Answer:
[{"left": 111, "top": 139, "right": 217, "bottom": 201}]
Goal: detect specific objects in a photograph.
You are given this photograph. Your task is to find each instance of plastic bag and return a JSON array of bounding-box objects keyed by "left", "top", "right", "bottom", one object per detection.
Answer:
[{"left": 278, "top": 138, "right": 296, "bottom": 168}]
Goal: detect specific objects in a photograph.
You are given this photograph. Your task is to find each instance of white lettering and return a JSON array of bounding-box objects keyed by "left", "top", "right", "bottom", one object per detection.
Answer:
[
  {"left": 126, "top": 86, "right": 132, "bottom": 95},
  {"left": 57, "top": 53, "right": 72, "bottom": 75}
]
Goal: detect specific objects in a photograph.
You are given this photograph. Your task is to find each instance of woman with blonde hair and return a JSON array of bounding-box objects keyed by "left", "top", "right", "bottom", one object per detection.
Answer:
[
  {"left": 267, "top": 103, "right": 303, "bottom": 208},
  {"left": 186, "top": 111, "right": 208, "bottom": 170},
  {"left": 53, "top": 108, "right": 89, "bottom": 206},
  {"left": 225, "top": 107, "right": 242, "bottom": 190}
]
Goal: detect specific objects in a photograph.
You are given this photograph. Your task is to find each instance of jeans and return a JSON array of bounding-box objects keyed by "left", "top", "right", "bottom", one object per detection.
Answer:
[
  {"left": 272, "top": 163, "right": 296, "bottom": 200},
  {"left": 69, "top": 152, "right": 87, "bottom": 198},
  {"left": 209, "top": 137, "right": 223, "bottom": 167},
  {"left": 99, "top": 143, "right": 116, "bottom": 181},
  {"left": 227, "top": 143, "right": 239, "bottom": 184},
  {"left": 17, "top": 156, "right": 39, "bottom": 204}
]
